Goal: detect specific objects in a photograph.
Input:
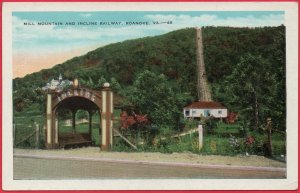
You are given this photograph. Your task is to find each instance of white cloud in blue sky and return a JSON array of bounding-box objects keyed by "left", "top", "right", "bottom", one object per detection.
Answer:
[
  {"left": 12, "top": 11, "right": 284, "bottom": 54},
  {"left": 80, "top": 13, "right": 93, "bottom": 18}
]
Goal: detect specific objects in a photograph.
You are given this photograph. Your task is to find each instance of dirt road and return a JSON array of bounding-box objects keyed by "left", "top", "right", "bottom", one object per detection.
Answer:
[
  {"left": 13, "top": 148, "right": 286, "bottom": 179},
  {"left": 14, "top": 156, "right": 285, "bottom": 179}
]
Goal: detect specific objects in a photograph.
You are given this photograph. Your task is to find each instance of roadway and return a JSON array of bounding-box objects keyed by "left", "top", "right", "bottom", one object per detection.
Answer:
[{"left": 13, "top": 154, "right": 286, "bottom": 179}]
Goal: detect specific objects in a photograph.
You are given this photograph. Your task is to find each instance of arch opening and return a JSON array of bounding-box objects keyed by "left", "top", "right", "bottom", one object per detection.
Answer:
[{"left": 53, "top": 96, "right": 102, "bottom": 148}]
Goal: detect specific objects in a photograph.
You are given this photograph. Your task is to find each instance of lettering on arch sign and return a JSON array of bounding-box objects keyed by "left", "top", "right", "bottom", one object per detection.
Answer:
[{"left": 52, "top": 88, "right": 101, "bottom": 108}]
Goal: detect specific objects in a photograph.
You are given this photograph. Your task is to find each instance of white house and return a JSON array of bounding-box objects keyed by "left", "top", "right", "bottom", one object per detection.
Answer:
[{"left": 183, "top": 101, "right": 228, "bottom": 118}]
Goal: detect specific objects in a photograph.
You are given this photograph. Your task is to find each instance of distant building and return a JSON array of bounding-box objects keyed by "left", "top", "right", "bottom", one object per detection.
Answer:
[
  {"left": 42, "top": 74, "right": 73, "bottom": 92},
  {"left": 183, "top": 101, "right": 228, "bottom": 118}
]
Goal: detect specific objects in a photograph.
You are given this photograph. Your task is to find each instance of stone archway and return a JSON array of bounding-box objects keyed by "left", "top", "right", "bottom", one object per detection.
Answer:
[{"left": 45, "top": 84, "right": 113, "bottom": 151}]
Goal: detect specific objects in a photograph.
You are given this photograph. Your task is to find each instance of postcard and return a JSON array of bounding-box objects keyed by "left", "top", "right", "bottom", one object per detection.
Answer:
[{"left": 2, "top": 2, "right": 298, "bottom": 190}]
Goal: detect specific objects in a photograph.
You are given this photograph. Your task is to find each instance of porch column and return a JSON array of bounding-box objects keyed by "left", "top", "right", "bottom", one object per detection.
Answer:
[{"left": 101, "top": 83, "right": 113, "bottom": 151}]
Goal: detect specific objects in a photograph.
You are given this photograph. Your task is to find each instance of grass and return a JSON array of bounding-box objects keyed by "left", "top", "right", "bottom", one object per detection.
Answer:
[
  {"left": 14, "top": 107, "right": 45, "bottom": 148},
  {"left": 215, "top": 122, "right": 240, "bottom": 134},
  {"left": 13, "top": 105, "right": 286, "bottom": 156}
]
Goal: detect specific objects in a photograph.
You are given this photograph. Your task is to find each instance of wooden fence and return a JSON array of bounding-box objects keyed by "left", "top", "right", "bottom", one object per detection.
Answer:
[{"left": 14, "top": 123, "right": 41, "bottom": 149}]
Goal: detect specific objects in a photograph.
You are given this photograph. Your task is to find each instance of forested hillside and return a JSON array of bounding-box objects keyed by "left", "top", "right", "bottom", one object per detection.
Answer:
[{"left": 13, "top": 26, "right": 286, "bottom": 131}]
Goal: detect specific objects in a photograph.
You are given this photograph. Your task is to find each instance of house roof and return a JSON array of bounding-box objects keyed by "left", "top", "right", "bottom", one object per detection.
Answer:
[{"left": 184, "top": 101, "right": 227, "bottom": 109}]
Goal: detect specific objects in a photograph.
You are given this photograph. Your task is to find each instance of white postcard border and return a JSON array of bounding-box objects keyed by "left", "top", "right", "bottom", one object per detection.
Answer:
[{"left": 2, "top": 2, "right": 298, "bottom": 190}]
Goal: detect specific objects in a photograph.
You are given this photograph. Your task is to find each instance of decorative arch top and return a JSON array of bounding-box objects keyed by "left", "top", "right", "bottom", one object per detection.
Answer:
[{"left": 52, "top": 88, "right": 102, "bottom": 110}]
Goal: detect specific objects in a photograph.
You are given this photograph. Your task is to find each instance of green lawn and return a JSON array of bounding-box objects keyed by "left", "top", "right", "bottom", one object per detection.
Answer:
[
  {"left": 215, "top": 122, "right": 240, "bottom": 134},
  {"left": 13, "top": 108, "right": 286, "bottom": 156}
]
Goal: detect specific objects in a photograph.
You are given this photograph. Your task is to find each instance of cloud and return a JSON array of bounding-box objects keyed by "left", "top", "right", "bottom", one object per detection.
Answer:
[
  {"left": 13, "top": 16, "right": 108, "bottom": 54},
  {"left": 144, "top": 13, "right": 284, "bottom": 28},
  {"left": 12, "top": 17, "right": 158, "bottom": 54},
  {"left": 80, "top": 13, "right": 92, "bottom": 18},
  {"left": 13, "top": 13, "right": 284, "bottom": 54},
  {"left": 13, "top": 16, "right": 98, "bottom": 42}
]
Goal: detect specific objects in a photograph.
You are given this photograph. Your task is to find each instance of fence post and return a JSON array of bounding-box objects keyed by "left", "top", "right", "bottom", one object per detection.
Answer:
[
  {"left": 198, "top": 124, "right": 203, "bottom": 151},
  {"left": 13, "top": 123, "right": 16, "bottom": 148},
  {"left": 35, "top": 123, "right": 40, "bottom": 149}
]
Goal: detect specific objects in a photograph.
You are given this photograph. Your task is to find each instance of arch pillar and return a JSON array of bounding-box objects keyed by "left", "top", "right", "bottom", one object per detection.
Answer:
[
  {"left": 101, "top": 83, "right": 113, "bottom": 151},
  {"left": 45, "top": 93, "right": 53, "bottom": 148}
]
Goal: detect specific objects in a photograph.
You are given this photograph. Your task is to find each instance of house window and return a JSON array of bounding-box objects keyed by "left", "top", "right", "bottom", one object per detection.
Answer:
[
  {"left": 192, "top": 110, "right": 196, "bottom": 114},
  {"left": 218, "top": 110, "right": 222, "bottom": 114},
  {"left": 185, "top": 110, "right": 190, "bottom": 116}
]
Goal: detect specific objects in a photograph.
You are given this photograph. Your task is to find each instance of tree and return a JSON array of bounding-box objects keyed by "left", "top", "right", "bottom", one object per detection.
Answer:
[
  {"left": 110, "top": 77, "right": 122, "bottom": 93},
  {"left": 225, "top": 53, "right": 278, "bottom": 130},
  {"left": 95, "top": 76, "right": 107, "bottom": 89},
  {"left": 125, "top": 70, "right": 190, "bottom": 132}
]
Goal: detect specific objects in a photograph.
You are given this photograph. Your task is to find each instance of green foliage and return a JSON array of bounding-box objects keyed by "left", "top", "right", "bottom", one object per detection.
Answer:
[
  {"left": 183, "top": 119, "right": 198, "bottom": 131},
  {"left": 14, "top": 121, "right": 45, "bottom": 149},
  {"left": 230, "top": 54, "right": 277, "bottom": 129},
  {"left": 203, "top": 117, "right": 219, "bottom": 133},
  {"left": 110, "top": 77, "right": 122, "bottom": 93},
  {"left": 94, "top": 76, "right": 107, "bottom": 89},
  {"left": 124, "top": 70, "right": 192, "bottom": 132},
  {"left": 272, "top": 140, "right": 286, "bottom": 155},
  {"left": 113, "top": 137, "right": 137, "bottom": 152},
  {"left": 214, "top": 122, "right": 241, "bottom": 137},
  {"left": 207, "top": 26, "right": 285, "bottom": 131},
  {"left": 76, "top": 110, "right": 89, "bottom": 120}
]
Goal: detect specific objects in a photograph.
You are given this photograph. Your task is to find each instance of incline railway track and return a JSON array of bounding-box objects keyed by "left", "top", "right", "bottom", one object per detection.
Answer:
[{"left": 196, "top": 27, "right": 212, "bottom": 102}]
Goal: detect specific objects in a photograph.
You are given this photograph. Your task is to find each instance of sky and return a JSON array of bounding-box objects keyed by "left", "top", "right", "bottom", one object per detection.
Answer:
[{"left": 12, "top": 11, "right": 284, "bottom": 78}]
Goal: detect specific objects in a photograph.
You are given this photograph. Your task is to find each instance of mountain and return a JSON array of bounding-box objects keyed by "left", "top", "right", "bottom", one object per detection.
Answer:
[{"left": 13, "top": 26, "right": 286, "bottom": 129}]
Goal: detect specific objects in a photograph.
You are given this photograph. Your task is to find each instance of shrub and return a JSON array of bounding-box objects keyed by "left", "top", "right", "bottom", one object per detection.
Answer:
[
  {"left": 183, "top": 119, "right": 198, "bottom": 131},
  {"left": 113, "top": 137, "right": 136, "bottom": 152},
  {"left": 204, "top": 117, "right": 218, "bottom": 134},
  {"left": 272, "top": 141, "right": 286, "bottom": 155}
]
